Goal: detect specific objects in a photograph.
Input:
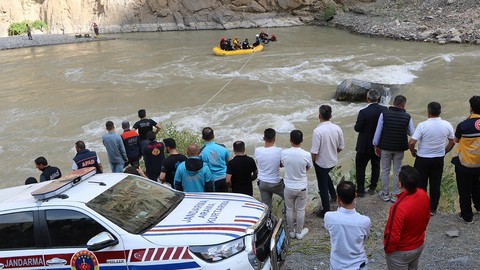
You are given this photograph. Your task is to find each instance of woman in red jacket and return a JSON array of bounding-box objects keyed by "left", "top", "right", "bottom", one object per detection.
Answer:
[{"left": 384, "top": 165, "right": 430, "bottom": 269}]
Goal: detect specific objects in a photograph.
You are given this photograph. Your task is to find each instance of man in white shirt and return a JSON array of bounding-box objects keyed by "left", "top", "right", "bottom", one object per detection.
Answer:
[
  {"left": 324, "top": 181, "right": 371, "bottom": 270},
  {"left": 408, "top": 102, "right": 455, "bottom": 216},
  {"left": 311, "top": 105, "right": 345, "bottom": 218},
  {"left": 281, "top": 130, "right": 313, "bottom": 240},
  {"left": 255, "top": 128, "right": 284, "bottom": 208}
]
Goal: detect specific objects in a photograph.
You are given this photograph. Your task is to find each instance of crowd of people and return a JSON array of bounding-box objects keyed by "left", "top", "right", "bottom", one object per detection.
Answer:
[
  {"left": 27, "top": 94, "right": 480, "bottom": 270},
  {"left": 219, "top": 30, "right": 277, "bottom": 51}
]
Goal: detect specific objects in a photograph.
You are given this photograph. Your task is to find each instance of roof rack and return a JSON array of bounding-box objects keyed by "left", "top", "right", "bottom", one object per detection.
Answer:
[{"left": 31, "top": 167, "right": 96, "bottom": 200}]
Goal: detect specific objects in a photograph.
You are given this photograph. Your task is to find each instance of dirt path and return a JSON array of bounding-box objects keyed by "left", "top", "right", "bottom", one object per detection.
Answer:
[{"left": 285, "top": 192, "right": 480, "bottom": 269}]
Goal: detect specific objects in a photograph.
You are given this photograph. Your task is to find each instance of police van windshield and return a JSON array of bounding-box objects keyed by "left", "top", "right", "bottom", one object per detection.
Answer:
[{"left": 86, "top": 175, "right": 183, "bottom": 234}]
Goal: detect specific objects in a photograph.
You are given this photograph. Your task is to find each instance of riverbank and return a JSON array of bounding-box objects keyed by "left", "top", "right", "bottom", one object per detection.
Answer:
[
  {"left": 328, "top": 0, "right": 480, "bottom": 45},
  {"left": 2, "top": 0, "right": 479, "bottom": 50},
  {"left": 285, "top": 189, "right": 480, "bottom": 269},
  {"left": 0, "top": 34, "right": 114, "bottom": 50}
]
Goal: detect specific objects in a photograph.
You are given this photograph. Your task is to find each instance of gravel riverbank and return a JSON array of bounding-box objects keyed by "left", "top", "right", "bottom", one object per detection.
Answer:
[
  {"left": 0, "top": 34, "right": 114, "bottom": 50},
  {"left": 329, "top": 0, "right": 480, "bottom": 45},
  {"left": 285, "top": 192, "right": 480, "bottom": 270}
]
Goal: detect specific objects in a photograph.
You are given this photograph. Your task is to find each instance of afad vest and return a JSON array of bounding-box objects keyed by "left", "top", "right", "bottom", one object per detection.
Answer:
[
  {"left": 379, "top": 107, "right": 411, "bottom": 151},
  {"left": 455, "top": 114, "right": 480, "bottom": 168},
  {"left": 73, "top": 149, "right": 101, "bottom": 173}
]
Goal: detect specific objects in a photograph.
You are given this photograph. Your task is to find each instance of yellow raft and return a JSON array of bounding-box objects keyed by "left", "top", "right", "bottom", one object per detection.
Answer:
[{"left": 213, "top": 44, "right": 264, "bottom": 56}]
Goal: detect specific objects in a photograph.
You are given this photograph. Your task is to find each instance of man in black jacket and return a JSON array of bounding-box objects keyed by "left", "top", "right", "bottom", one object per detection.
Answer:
[
  {"left": 354, "top": 90, "right": 387, "bottom": 197},
  {"left": 373, "top": 95, "right": 414, "bottom": 203},
  {"left": 34, "top": 156, "right": 62, "bottom": 182}
]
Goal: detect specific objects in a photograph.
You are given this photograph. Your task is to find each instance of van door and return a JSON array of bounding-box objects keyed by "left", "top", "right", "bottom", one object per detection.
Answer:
[
  {"left": 0, "top": 211, "right": 45, "bottom": 270},
  {"left": 40, "top": 209, "right": 127, "bottom": 270}
]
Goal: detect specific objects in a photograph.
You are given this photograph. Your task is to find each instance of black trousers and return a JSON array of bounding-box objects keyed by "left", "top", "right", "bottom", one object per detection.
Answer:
[
  {"left": 455, "top": 167, "right": 480, "bottom": 221},
  {"left": 214, "top": 178, "right": 228, "bottom": 192},
  {"left": 414, "top": 156, "right": 444, "bottom": 212},
  {"left": 355, "top": 151, "right": 380, "bottom": 193},
  {"left": 314, "top": 163, "right": 335, "bottom": 213}
]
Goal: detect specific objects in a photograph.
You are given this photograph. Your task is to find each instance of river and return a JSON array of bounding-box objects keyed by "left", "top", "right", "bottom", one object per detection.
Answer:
[{"left": 0, "top": 26, "right": 479, "bottom": 188}]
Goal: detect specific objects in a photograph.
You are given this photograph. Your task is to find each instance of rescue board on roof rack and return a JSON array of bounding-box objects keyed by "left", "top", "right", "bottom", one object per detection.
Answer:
[{"left": 31, "top": 167, "right": 96, "bottom": 200}]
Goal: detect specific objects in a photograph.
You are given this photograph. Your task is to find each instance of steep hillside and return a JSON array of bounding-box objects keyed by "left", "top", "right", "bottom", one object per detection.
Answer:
[{"left": 0, "top": 0, "right": 329, "bottom": 36}]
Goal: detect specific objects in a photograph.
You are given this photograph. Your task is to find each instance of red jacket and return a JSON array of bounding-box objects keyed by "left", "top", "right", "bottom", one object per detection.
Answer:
[{"left": 384, "top": 188, "right": 430, "bottom": 253}]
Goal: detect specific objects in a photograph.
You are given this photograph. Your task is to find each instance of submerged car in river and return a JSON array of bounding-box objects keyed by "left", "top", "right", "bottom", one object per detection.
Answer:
[{"left": 0, "top": 168, "right": 288, "bottom": 270}]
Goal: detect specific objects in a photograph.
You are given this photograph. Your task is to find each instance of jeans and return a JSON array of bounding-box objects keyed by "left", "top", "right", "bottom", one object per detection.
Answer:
[
  {"left": 284, "top": 187, "right": 308, "bottom": 234},
  {"left": 414, "top": 156, "right": 444, "bottom": 212},
  {"left": 314, "top": 163, "right": 334, "bottom": 213},
  {"left": 355, "top": 151, "right": 381, "bottom": 193},
  {"left": 380, "top": 150, "right": 404, "bottom": 196},
  {"left": 110, "top": 162, "right": 124, "bottom": 173}
]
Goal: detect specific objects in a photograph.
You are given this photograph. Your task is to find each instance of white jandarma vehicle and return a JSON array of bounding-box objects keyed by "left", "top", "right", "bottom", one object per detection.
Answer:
[{"left": 0, "top": 168, "right": 288, "bottom": 270}]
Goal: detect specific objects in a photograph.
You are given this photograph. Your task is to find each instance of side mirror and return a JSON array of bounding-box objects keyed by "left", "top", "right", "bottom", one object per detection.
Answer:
[{"left": 87, "top": 231, "right": 119, "bottom": 251}]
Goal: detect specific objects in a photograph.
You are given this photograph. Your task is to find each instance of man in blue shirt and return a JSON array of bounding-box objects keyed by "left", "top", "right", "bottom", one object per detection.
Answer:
[
  {"left": 175, "top": 144, "right": 214, "bottom": 192},
  {"left": 199, "top": 127, "right": 230, "bottom": 192},
  {"left": 102, "top": 121, "right": 127, "bottom": 173}
]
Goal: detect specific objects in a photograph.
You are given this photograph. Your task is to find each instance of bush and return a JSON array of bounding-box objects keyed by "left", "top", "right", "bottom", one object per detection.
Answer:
[
  {"left": 8, "top": 22, "right": 24, "bottom": 36},
  {"left": 32, "top": 20, "right": 48, "bottom": 31},
  {"left": 323, "top": 4, "right": 336, "bottom": 22},
  {"left": 8, "top": 20, "right": 48, "bottom": 36},
  {"left": 156, "top": 123, "right": 203, "bottom": 155}
]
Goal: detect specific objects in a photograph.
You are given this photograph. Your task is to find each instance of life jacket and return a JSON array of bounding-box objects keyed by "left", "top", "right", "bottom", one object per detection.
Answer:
[{"left": 455, "top": 114, "right": 480, "bottom": 168}]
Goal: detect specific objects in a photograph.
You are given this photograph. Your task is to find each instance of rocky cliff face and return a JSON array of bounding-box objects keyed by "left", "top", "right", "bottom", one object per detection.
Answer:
[{"left": 0, "top": 0, "right": 331, "bottom": 36}]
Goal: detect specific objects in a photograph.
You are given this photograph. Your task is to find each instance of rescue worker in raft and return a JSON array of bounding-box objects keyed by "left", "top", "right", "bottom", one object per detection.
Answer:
[
  {"left": 233, "top": 36, "right": 241, "bottom": 50},
  {"left": 242, "top": 38, "right": 251, "bottom": 49},
  {"left": 253, "top": 34, "right": 261, "bottom": 47},
  {"left": 225, "top": 39, "right": 234, "bottom": 51},
  {"left": 220, "top": 37, "right": 227, "bottom": 50},
  {"left": 259, "top": 31, "right": 269, "bottom": 43}
]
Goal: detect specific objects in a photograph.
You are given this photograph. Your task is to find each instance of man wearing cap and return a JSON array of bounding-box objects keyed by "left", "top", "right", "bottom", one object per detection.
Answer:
[
  {"left": 121, "top": 120, "right": 141, "bottom": 167},
  {"left": 102, "top": 121, "right": 128, "bottom": 173}
]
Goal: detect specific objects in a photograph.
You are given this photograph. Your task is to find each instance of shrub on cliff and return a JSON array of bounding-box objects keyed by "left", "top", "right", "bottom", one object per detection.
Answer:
[
  {"left": 157, "top": 123, "right": 203, "bottom": 155},
  {"left": 323, "top": 4, "right": 336, "bottom": 21},
  {"left": 8, "top": 20, "right": 48, "bottom": 36}
]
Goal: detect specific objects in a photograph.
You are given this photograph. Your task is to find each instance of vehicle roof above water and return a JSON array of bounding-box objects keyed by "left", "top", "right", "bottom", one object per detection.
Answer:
[{"left": 0, "top": 173, "right": 129, "bottom": 212}]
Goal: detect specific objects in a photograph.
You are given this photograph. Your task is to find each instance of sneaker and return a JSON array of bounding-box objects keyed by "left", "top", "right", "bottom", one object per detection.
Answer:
[
  {"left": 390, "top": 195, "right": 397, "bottom": 203},
  {"left": 289, "top": 231, "right": 296, "bottom": 239},
  {"left": 430, "top": 210, "right": 437, "bottom": 216},
  {"left": 357, "top": 192, "right": 365, "bottom": 198},
  {"left": 379, "top": 192, "right": 390, "bottom": 202},
  {"left": 368, "top": 188, "right": 376, "bottom": 195},
  {"left": 458, "top": 213, "right": 474, "bottom": 224},
  {"left": 296, "top": 228, "right": 309, "bottom": 240}
]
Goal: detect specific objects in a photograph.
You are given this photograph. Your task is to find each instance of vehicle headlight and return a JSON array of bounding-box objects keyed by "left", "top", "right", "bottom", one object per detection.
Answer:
[{"left": 190, "top": 237, "right": 245, "bottom": 262}]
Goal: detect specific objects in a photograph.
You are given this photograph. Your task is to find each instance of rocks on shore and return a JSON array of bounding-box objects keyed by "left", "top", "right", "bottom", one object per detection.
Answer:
[{"left": 328, "top": 0, "right": 480, "bottom": 45}]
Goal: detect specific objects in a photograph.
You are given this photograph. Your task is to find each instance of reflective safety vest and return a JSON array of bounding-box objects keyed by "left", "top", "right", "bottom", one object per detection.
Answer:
[{"left": 455, "top": 114, "right": 480, "bottom": 168}]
